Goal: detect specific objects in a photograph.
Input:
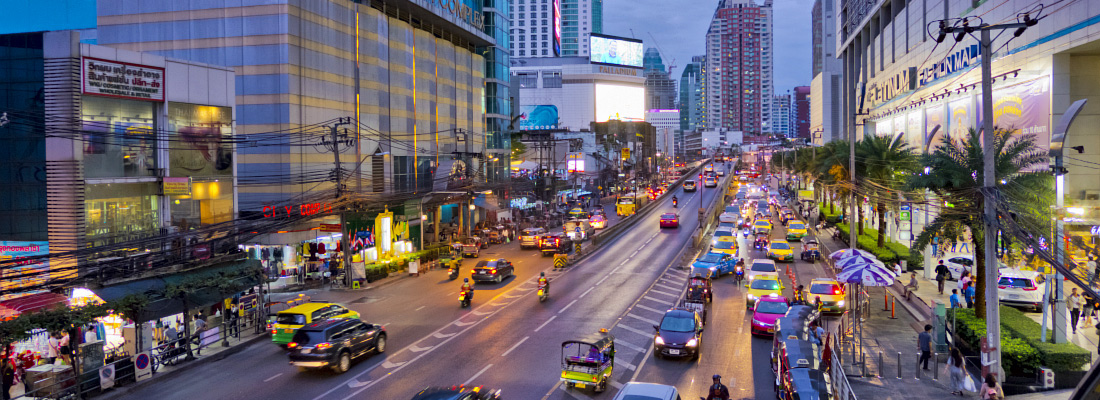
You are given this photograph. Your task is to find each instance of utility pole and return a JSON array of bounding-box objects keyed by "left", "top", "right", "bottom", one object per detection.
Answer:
[
  {"left": 932, "top": 12, "right": 1040, "bottom": 379},
  {"left": 329, "top": 117, "right": 353, "bottom": 287}
]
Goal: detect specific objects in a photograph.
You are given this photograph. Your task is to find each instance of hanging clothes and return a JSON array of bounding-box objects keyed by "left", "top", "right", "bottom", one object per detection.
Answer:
[{"left": 318, "top": 243, "right": 326, "bottom": 254}]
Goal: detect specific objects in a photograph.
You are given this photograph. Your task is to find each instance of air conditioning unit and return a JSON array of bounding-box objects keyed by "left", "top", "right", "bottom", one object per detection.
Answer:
[{"left": 1039, "top": 367, "right": 1055, "bottom": 389}]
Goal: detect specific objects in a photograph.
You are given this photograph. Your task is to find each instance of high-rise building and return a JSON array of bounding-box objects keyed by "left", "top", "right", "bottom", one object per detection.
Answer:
[
  {"left": 679, "top": 56, "right": 706, "bottom": 133},
  {"left": 769, "top": 94, "right": 791, "bottom": 137},
  {"left": 705, "top": 0, "right": 773, "bottom": 135},
  {"left": 484, "top": 0, "right": 514, "bottom": 182},
  {"left": 809, "top": 0, "right": 842, "bottom": 144},
  {"left": 643, "top": 48, "right": 677, "bottom": 110},
  {"left": 792, "top": 86, "right": 811, "bottom": 139},
  {"left": 646, "top": 109, "right": 680, "bottom": 158},
  {"left": 510, "top": 0, "right": 602, "bottom": 58}
]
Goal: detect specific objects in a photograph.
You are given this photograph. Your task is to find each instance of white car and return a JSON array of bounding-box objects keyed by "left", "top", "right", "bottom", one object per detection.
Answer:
[
  {"left": 719, "top": 206, "right": 740, "bottom": 223},
  {"left": 942, "top": 255, "right": 1009, "bottom": 280},
  {"left": 611, "top": 382, "right": 680, "bottom": 400},
  {"left": 998, "top": 269, "right": 1046, "bottom": 312},
  {"left": 746, "top": 259, "right": 779, "bottom": 284},
  {"left": 717, "top": 169, "right": 726, "bottom": 176}
]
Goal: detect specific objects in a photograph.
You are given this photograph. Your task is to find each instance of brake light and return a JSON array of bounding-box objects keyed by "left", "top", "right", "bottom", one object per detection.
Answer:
[
  {"left": 315, "top": 342, "right": 333, "bottom": 350},
  {"left": 490, "top": 269, "right": 496, "bottom": 274},
  {"left": 834, "top": 288, "right": 842, "bottom": 295},
  {"left": 998, "top": 285, "right": 1007, "bottom": 290},
  {"left": 471, "top": 269, "right": 476, "bottom": 274},
  {"left": 271, "top": 328, "right": 277, "bottom": 334},
  {"left": 287, "top": 342, "right": 299, "bottom": 348},
  {"left": 1023, "top": 287, "right": 1038, "bottom": 291}
]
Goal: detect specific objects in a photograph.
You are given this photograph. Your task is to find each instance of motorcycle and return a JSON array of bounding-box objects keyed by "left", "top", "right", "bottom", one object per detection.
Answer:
[
  {"left": 459, "top": 290, "right": 472, "bottom": 308},
  {"left": 448, "top": 266, "right": 459, "bottom": 280},
  {"left": 672, "top": 198, "right": 678, "bottom": 208},
  {"left": 537, "top": 281, "right": 549, "bottom": 302},
  {"left": 742, "top": 228, "right": 751, "bottom": 237},
  {"left": 734, "top": 265, "right": 744, "bottom": 285}
]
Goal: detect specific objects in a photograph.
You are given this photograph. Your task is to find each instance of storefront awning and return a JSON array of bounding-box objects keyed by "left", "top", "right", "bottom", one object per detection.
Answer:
[
  {"left": 92, "top": 259, "right": 262, "bottom": 322},
  {"left": 0, "top": 292, "right": 69, "bottom": 320}
]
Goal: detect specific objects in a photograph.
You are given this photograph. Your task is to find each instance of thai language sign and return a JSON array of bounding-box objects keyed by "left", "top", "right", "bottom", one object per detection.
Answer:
[
  {"left": 82, "top": 57, "right": 165, "bottom": 102},
  {"left": 0, "top": 241, "right": 49, "bottom": 301}
]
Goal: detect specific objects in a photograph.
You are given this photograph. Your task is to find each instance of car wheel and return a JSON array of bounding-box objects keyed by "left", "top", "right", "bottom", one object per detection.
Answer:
[
  {"left": 496, "top": 275, "right": 503, "bottom": 283},
  {"left": 374, "top": 334, "right": 387, "bottom": 354},
  {"left": 334, "top": 351, "right": 351, "bottom": 374}
]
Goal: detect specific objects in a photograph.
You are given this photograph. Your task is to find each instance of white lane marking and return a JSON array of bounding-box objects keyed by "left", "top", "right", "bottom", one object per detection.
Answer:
[
  {"left": 432, "top": 332, "right": 456, "bottom": 339},
  {"left": 462, "top": 364, "right": 493, "bottom": 386},
  {"left": 558, "top": 299, "right": 579, "bottom": 314},
  {"left": 617, "top": 324, "right": 653, "bottom": 338},
  {"left": 578, "top": 286, "right": 595, "bottom": 298},
  {"left": 380, "top": 360, "right": 405, "bottom": 369},
  {"left": 595, "top": 275, "right": 611, "bottom": 286},
  {"left": 653, "top": 283, "right": 680, "bottom": 292},
  {"left": 534, "top": 316, "right": 557, "bottom": 332},
  {"left": 454, "top": 320, "right": 476, "bottom": 327},
  {"left": 647, "top": 288, "right": 679, "bottom": 298},
  {"left": 626, "top": 313, "right": 660, "bottom": 326},
  {"left": 471, "top": 310, "right": 492, "bottom": 316},
  {"left": 630, "top": 250, "right": 640, "bottom": 257},
  {"left": 634, "top": 303, "right": 667, "bottom": 314},
  {"left": 264, "top": 373, "right": 283, "bottom": 382},
  {"left": 502, "top": 293, "right": 523, "bottom": 299},
  {"left": 501, "top": 336, "right": 530, "bottom": 357},
  {"left": 615, "top": 339, "right": 648, "bottom": 353},
  {"left": 643, "top": 295, "right": 667, "bottom": 303},
  {"left": 408, "top": 345, "right": 432, "bottom": 353},
  {"left": 348, "top": 379, "right": 372, "bottom": 388},
  {"left": 415, "top": 306, "right": 426, "bottom": 311},
  {"left": 610, "top": 380, "right": 624, "bottom": 389},
  {"left": 619, "top": 259, "right": 629, "bottom": 266},
  {"left": 618, "top": 358, "right": 638, "bottom": 371}
]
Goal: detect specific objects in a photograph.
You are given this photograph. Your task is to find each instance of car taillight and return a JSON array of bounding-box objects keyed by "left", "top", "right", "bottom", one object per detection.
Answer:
[
  {"left": 834, "top": 288, "right": 842, "bottom": 295},
  {"left": 287, "top": 342, "right": 299, "bottom": 348},
  {"left": 490, "top": 269, "right": 496, "bottom": 274},
  {"left": 998, "top": 285, "right": 1007, "bottom": 289},
  {"left": 1023, "top": 287, "right": 1038, "bottom": 291},
  {"left": 471, "top": 269, "right": 476, "bottom": 274},
  {"left": 315, "top": 342, "right": 333, "bottom": 350}
]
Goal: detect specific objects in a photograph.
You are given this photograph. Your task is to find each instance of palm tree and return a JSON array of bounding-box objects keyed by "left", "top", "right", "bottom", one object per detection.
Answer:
[
  {"left": 857, "top": 134, "right": 917, "bottom": 248},
  {"left": 814, "top": 140, "right": 851, "bottom": 218},
  {"left": 906, "top": 128, "right": 1049, "bottom": 318}
]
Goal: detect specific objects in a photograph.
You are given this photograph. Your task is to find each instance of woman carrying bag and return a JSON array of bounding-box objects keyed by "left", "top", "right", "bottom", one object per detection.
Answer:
[
  {"left": 979, "top": 374, "right": 1004, "bottom": 400},
  {"left": 948, "top": 348, "right": 966, "bottom": 395}
]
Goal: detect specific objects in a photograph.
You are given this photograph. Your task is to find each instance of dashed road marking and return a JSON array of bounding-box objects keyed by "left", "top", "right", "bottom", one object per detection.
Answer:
[
  {"left": 408, "top": 345, "right": 432, "bottom": 353},
  {"left": 463, "top": 364, "right": 493, "bottom": 386},
  {"left": 616, "top": 324, "right": 653, "bottom": 338},
  {"left": 615, "top": 339, "right": 648, "bottom": 353},
  {"left": 432, "top": 332, "right": 455, "bottom": 339},
  {"left": 415, "top": 305, "right": 426, "bottom": 311},
  {"left": 617, "top": 358, "right": 638, "bottom": 371},
  {"left": 578, "top": 287, "right": 595, "bottom": 298},
  {"left": 535, "top": 316, "right": 557, "bottom": 332},
  {"left": 558, "top": 299, "right": 579, "bottom": 314},
  {"left": 380, "top": 360, "right": 405, "bottom": 369},
  {"left": 653, "top": 282, "right": 680, "bottom": 292},
  {"left": 595, "top": 275, "right": 611, "bottom": 286},
  {"left": 501, "top": 336, "right": 529, "bottom": 357},
  {"left": 643, "top": 295, "right": 666, "bottom": 302},
  {"left": 633, "top": 303, "right": 667, "bottom": 314},
  {"left": 647, "top": 289, "right": 679, "bottom": 298},
  {"left": 264, "top": 373, "right": 283, "bottom": 383}
]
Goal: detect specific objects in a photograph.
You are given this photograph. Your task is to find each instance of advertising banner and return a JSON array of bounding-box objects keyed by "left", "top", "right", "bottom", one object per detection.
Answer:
[
  {"left": 874, "top": 117, "right": 892, "bottom": 137},
  {"left": 519, "top": 105, "right": 559, "bottom": 130},
  {"left": 0, "top": 241, "right": 49, "bottom": 301},
  {"left": 893, "top": 114, "right": 906, "bottom": 138},
  {"left": 82, "top": 57, "right": 164, "bottom": 102},
  {"left": 906, "top": 111, "right": 923, "bottom": 151},
  {"left": 552, "top": 0, "right": 561, "bottom": 56},
  {"left": 168, "top": 104, "right": 233, "bottom": 177},
  {"left": 163, "top": 177, "right": 191, "bottom": 196},
  {"left": 589, "top": 34, "right": 644, "bottom": 68},
  {"left": 976, "top": 79, "right": 1051, "bottom": 153},
  {"left": 925, "top": 103, "right": 945, "bottom": 152},
  {"left": 948, "top": 97, "right": 973, "bottom": 140}
]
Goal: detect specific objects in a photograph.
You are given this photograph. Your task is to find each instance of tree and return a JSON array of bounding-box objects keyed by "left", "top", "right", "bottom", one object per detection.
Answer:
[
  {"left": 510, "top": 133, "right": 527, "bottom": 161},
  {"left": 906, "top": 128, "right": 1049, "bottom": 318},
  {"left": 857, "top": 134, "right": 917, "bottom": 248}
]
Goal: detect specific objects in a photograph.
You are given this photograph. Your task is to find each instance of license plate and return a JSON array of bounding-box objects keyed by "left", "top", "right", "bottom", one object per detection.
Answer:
[
  {"left": 479, "top": 271, "right": 487, "bottom": 274},
  {"left": 284, "top": 329, "right": 294, "bottom": 333},
  {"left": 1009, "top": 294, "right": 1020, "bottom": 299},
  {"left": 301, "top": 348, "right": 311, "bottom": 354},
  {"left": 669, "top": 349, "right": 680, "bottom": 355},
  {"left": 767, "top": 328, "right": 774, "bottom": 333},
  {"left": 575, "top": 383, "right": 586, "bottom": 388}
]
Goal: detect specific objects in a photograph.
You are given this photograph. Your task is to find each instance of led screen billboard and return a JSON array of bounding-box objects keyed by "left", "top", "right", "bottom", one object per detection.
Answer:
[
  {"left": 519, "top": 105, "right": 559, "bottom": 130},
  {"left": 589, "top": 34, "right": 643, "bottom": 68},
  {"left": 552, "top": 0, "right": 561, "bottom": 56},
  {"left": 594, "top": 83, "right": 645, "bottom": 122}
]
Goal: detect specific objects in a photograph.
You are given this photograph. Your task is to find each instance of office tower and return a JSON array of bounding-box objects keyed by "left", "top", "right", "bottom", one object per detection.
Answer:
[{"left": 705, "top": 0, "right": 773, "bottom": 135}]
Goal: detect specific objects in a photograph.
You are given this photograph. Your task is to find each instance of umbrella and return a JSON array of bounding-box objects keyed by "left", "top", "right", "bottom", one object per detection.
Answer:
[
  {"left": 830, "top": 248, "right": 873, "bottom": 261},
  {"left": 835, "top": 252, "right": 885, "bottom": 269},
  {"left": 836, "top": 266, "right": 896, "bottom": 286}
]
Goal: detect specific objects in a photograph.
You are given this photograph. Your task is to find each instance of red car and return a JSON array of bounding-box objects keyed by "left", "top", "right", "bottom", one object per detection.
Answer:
[
  {"left": 659, "top": 213, "right": 679, "bottom": 229},
  {"left": 750, "top": 295, "right": 790, "bottom": 336}
]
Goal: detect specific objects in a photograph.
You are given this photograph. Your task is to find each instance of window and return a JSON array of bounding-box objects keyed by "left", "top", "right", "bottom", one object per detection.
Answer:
[
  {"left": 542, "top": 27, "right": 548, "bottom": 33},
  {"left": 542, "top": 49, "right": 548, "bottom": 56},
  {"left": 520, "top": 50, "right": 525, "bottom": 56},
  {"left": 542, "top": 34, "right": 548, "bottom": 40},
  {"left": 542, "top": 71, "right": 561, "bottom": 88},
  {"left": 531, "top": 34, "right": 537, "bottom": 41},
  {"left": 519, "top": 13, "right": 525, "bottom": 18},
  {"left": 542, "top": 5, "right": 547, "bottom": 10},
  {"left": 517, "top": 72, "right": 538, "bottom": 87},
  {"left": 542, "top": 12, "right": 547, "bottom": 18}
]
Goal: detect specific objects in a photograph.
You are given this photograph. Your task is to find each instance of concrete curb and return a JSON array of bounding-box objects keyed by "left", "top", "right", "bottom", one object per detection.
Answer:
[{"left": 93, "top": 333, "right": 268, "bottom": 400}]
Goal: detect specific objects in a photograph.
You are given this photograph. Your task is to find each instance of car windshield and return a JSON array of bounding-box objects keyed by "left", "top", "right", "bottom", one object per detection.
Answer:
[
  {"left": 751, "top": 279, "right": 780, "bottom": 290},
  {"left": 698, "top": 254, "right": 725, "bottom": 263},
  {"left": 291, "top": 330, "right": 328, "bottom": 345},
  {"left": 714, "top": 231, "right": 732, "bottom": 238},
  {"left": 789, "top": 224, "right": 805, "bottom": 230},
  {"left": 659, "top": 315, "right": 696, "bottom": 332},
  {"left": 726, "top": 206, "right": 738, "bottom": 213},
  {"left": 754, "top": 221, "right": 769, "bottom": 226},
  {"left": 714, "top": 241, "right": 735, "bottom": 250},
  {"left": 662, "top": 214, "right": 676, "bottom": 219},
  {"left": 810, "top": 283, "right": 840, "bottom": 295},
  {"left": 756, "top": 301, "right": 789, "bottom": 314},
  {"left": 718, "top": 222, "right": 735, "bottom": 229},
  {"left": 770, "top": 242, "right": 790, "bottom": 250},
  {"left": 999, "top": 277, "right": 1035, "bottom": 289},
  {"left": 751, "top": 262, "right": 776, "bottom": 272},
  {"left": 276, "top": 313, "right": 306, "bottom": 325}
]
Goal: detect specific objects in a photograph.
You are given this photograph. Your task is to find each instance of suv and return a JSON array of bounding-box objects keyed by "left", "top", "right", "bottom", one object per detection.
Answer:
[
  {"left": 683, "top": 180, "right": 697, "bottom": 192},
  {"left": 998, "top": 269, "right": 1046, "bottom": 312},
  {"left": 539, "top": 233, "right": 574, "bottom": 256},
  {"left": 410, "top": 386, "right": 503, "bottom": 400},
  {"left": 471, "top": 259, "right": 515, "bottom": 283},
  {"left": 271, "top": 302, "right": 360, "bottom": 347},
  {"left": 611, "top": 382, "right": 680, "bottom": 400},
  {"left": 287, "top": 318, "right": 386, "bottom": 373},
  {"left": 519, "top": 227, "right": 547, "bottom": 249}
]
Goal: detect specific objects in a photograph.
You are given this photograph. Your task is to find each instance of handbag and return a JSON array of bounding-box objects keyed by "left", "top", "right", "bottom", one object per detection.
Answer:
[{"left": 962, "top": 375, "right": 977, "bottom": 392}]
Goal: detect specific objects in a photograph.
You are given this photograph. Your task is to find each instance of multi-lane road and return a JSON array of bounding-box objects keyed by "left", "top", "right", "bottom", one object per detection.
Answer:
[{"left": 114, "top": 165, "right": 839, "bottom": 400}]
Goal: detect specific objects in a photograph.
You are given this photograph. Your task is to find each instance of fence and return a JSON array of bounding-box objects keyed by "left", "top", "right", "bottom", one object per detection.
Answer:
[{"left": 830, "top": 333, "right": 860, "bottom": 400}]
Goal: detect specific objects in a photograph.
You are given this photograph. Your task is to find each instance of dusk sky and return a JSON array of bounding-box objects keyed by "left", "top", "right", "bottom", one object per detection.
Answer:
[{"left": 604, "top": 0, "right": 813, "bottom": 96}]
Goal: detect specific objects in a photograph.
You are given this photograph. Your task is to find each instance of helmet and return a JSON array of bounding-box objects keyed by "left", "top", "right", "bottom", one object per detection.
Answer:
[
  {"left": 713, "top": 374, "right": 722, "bottom": 380},
  {"left": 540, "top": 272, "right": 545, "bottom": 277},
  {"left": 463, "top": 278, "right": 469, "bottom": 282}
]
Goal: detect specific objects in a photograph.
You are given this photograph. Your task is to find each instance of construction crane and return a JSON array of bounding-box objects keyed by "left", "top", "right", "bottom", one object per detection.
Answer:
[{"left": 647, "top": 32, "right": 676, "bottom": 75}]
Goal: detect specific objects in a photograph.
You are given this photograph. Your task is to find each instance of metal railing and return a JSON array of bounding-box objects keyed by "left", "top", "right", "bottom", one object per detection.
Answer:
[{"left": 830, "top": 332, "right": 861, "bottom": 400}]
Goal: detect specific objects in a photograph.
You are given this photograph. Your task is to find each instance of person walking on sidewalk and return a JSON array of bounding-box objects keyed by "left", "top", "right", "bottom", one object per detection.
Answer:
[
  {"left": 1085, "top": 294, "right": 1096, "bottom": 327},
  {"left": 979, "top": 374, "right": 1004, "bottom": 399},
  {"left": 950, "top": 289, "right": 961, "bottom": 309},
  {"left": 1089, "top": 255, "right": 1098, "bottom": 286},
  {"left": 935, "top": 260, "right": 950, "bottom": 294},
  {"left": 918, "top": 324, "right": 933, "bottom": 370},
  {"left": 1069, "top": 288, "right": 1082, "bottom": 334},
  {"left": 948, "top": 348, "right": 966, "bottom": 395},
  {"left": 965, "top": 281, "right": 976, "bottom": 309}
]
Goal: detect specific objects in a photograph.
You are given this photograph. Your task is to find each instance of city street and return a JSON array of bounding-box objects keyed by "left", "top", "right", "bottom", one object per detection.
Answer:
[{"left": 108, "top": 168, "right": 726, "bottom": 399}]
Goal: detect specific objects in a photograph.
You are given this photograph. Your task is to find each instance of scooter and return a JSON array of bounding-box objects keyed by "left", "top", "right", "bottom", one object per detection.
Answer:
[
  {"left": 537, "top": 281, "right": 549, "bottom": 302},
  {"left": 742, "top": 228, "right": 751, "bottom": 237},
  {"left": 672, "top": 198, "right": 678, "bottom": 208},
  {"left": 734, "top": 265, "right": 744, "bottom": 286},
  {"left": 459, "top": 290, "right": 472, "bottom": 308},
  {"left": 448, "top": 266, "right": 459, "bottom": 280}
]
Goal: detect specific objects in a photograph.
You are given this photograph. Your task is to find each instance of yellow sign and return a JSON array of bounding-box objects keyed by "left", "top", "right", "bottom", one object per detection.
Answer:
[
  {"left": 163, "top": 177, "right": 191, "bottom": 196},
  {"left": 621, "top": 148, "right": 631, "bottom": 160}
]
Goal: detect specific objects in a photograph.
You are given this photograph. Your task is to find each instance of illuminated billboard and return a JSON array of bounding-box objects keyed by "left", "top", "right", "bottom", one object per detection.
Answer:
[
  {"left": 594, "top": 83, "right": 645, "bottom": 122},
  {"left": 553, "top": 0, "right": 561, "bottom": 56},
  {"left": 589, "top": 33, "right": 644, "bottom": 68},
  {"left": 519, "top": 105, "right": 559, "bottom": 130}
]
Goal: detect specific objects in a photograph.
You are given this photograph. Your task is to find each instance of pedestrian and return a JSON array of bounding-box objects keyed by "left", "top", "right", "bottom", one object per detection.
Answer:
[
  {"left": 1, "top": 349, "right": 13, "bottom": 400},
  {"left": 1069, "top": 288, "right": 1082, "bottom": 334},
  {"left": 84, "top": 324, "right": 97, "bottom": 344},
  {"left": 932, "top": 236, "right": 940, "bottom": 258},
  {"left": 965, "top": 283, "right": 976, "bottom": 309},
  {"left": 918, "top": 324, "right": 933, "bottom": 370},
  {"left": 45, "top": 332, "right": 59, "bottom": 365},
  {"left": 948, "top": 347, "right": 966, "bottom": 395},
  {"left": 58, "top": 331, "right": 70, "bottom": 365},
  {"left": 1089, "top": 256, "right": 1099, "bottom": 286},
  {"left": 950, "top": 289, "right": 961, "bottom": 309},
  {"left": 905, "top": 272, "right": 919, "bottom": 301},
  {"left": 193, "top": 315, "right": 208, "bottom": 355},
  {"left": 163, "top": 324, "right": 179, "bottom": 345},
  {"left": 935, "top": 260, "right": 950, "bottom": 294},
  {"left": 957, "top": 271, "right": 971, "bottom": 291},
  {"left": 228, "top": 301, "right": 240, "bottom": 336},
  {"left": 979, "top": 373, "right": 1004, "bottom": 399},
  {"left": 1086, "top": 294, "right": 1097, "bottom": 327}
]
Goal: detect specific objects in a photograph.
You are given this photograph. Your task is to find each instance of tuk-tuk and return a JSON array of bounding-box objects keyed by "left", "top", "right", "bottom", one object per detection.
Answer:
[
  {"left": 561, "top": 329, "right": 615, "bottom": 393},
  {"left": 487, "top": 229, "right": 503, "bottom": 244},
  {"left": 772, "top": 336, "right": 822, "bottom": 378},
  {"left": 688, "top": 275, "right": 713, "bottom": 303},
  {"left": 754, "top": 232, "right": 770, "bottom": 250},
  {"left": 800, "top": 240, "right": 821, "bottom": 262}
]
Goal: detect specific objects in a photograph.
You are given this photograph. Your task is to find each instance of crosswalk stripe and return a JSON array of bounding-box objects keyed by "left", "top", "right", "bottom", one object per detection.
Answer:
[
  {"left": 626, "top": 313, "right": 660, "bottom": 325},
  {"left": 616, "top": 324, "right": 653, "bottom": 338}
]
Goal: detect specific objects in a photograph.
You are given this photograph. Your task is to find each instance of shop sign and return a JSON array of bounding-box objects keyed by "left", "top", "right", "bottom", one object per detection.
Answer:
[
  {"left": 320, "top": 224, "right": 342, "bottom": 233},
  {"left": 0, "top": 241, "right": 49, "bottom": 301},
  {"left": 82, "top": 57, "right": 165, "bottom": 102},
  {"left": 918, "top": 44, "right": 981, "bottom": 86},
  {"left": 240, "top": 293, "right": 258, "bottom": 310},
  {"left": 415, "top": 0, "right": 484, "bottom": 30},
  {"left": 262, "top": 202, "right": 334, "bottom": 218},
  {"left": 900, "top": 204, "right": 911, "bottom": 221},
  {"left": 866, "top": 67, "right": 915, "bottom": 108},
  {"left": 1091, "top": 225, "right": 1100, "bottom": 236},
  {"left": 597, "top": 65, "right": 639, "bottom": 76},
  {"left": 163, "top": 177, "right": 191, "bottom": 196}
]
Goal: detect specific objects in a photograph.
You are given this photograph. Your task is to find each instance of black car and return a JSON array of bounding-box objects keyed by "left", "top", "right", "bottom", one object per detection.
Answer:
[
  {"left": 471, "top": 259, "right": 515, "bottom": 283},
  {"left": 410, "top": 386, "right": 502, "bottom": 400},
  {"left": 287, "top": 318, "right": 386, "bottom": 373},
  {"left": 539, "top": 233, "right": 574, "bottom": 256},
  {"left": 652, "top": 308, "right": 704, "bottom": 360}
]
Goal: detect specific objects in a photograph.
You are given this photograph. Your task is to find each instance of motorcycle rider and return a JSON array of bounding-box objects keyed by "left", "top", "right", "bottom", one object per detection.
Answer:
[
  {"left": 792, "top": 285, "right": 806, "bottom": 305},
  {"left": 672, "top": 195, "right": 678, "bottom": 208},
  {"left": 538, "top": 272, "right": 550, "bottom": 296},
  {"left": 707, "top": 374, "right": 731, "bottom": 400},
  {"left": 460, "top": 278, "right": 474, "bottom": 303}
]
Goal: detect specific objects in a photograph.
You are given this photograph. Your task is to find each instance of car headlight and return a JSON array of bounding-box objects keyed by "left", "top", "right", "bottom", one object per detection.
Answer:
[
  {"left": 837, "top": 300, "right": 845, "bottom": 307},
  {"left": 686, "top": 338, "right": 698, "bottom": 347},
  {"left": 747, "top": 294, "right": 756, "bottom": 300},
  {"left": 712, "top": 239, "right": 717, "bottom": 245},
  {"left": 654, "top": 336, "right": 665, "bottom": 345},
  {"left": 748, "top": 275, "right": 755, "bottom": 281}
]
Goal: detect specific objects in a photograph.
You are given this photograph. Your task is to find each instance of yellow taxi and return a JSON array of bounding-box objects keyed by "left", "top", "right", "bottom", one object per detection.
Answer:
[
  {"left": 807, "top": 278, "right": 846, "bottom": 313},
  {"left": 711, "top": 235, "right": 738, "bottom": 256},
  {"left": 767, "top": 239, "right": 795, "bottom": 262},
  {"left": 785, "top": 221, "right": 808, "bottom": 241},
  {"left": 753, "top": 219, "right": 772, "bottom": 232},
  {"left": 271, "top": 302, "right": 360, "bottom": 347},
  {"left": 745, "top": 275, "right": 785, "bottom": 308}
]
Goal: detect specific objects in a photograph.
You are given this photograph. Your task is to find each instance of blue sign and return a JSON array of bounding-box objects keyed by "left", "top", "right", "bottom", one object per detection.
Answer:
[{"left": 519, "top": 105, "right": 559, "bottom": 130}]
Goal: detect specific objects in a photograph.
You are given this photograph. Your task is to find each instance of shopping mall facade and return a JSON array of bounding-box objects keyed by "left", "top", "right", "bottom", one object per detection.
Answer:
[{"left": 837, "top": 0, "right": 1100, "bottom": 266}]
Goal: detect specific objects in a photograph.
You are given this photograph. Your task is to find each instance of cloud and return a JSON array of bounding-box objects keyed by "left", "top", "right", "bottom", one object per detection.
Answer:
[{"left": 602, "top": 0, "right": 812, "bottom": 93}]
